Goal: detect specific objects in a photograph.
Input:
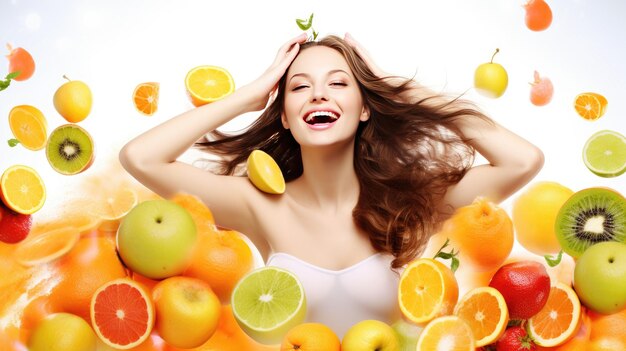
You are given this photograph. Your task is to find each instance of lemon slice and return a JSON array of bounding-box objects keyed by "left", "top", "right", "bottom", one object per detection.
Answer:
[
  {"left": 582, "top": 130, "right": 626, "bottom": 178},
  {"left": 246, "top": 150, "right": 286, "bottom": 194}
]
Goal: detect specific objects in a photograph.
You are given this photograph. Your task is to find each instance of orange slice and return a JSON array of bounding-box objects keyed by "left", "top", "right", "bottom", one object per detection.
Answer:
[
  {"left": 185, "top": 65, "right": 235, "bottom": 107},
  {"left": 453, "top": 286, "right": 509, "bottom": 347},
  {"left": 89, "top": 187, "right": 138, "bottom": 221},
  {"left": 416, "top": 315, "right": 475, "bottom": 351},
  {"left": 91, "top": 278, "right": 155, "bottom": 349},
  {"left": 0, "top": 165, "right": 46, "bottom": 215},
  {"left": 14, "top": 227, "right": 80, "bottom": 266},
  {"left": 133, "top": 82, "right": 159, "bottom": 116},
  {"left": 528, "top": 282, "right": 582, "bottom": 347},
  {"left": 574, "top": 92, "right": 607, "bottom": 121},
  {"left": 398, "top": 258, "right": 459, "bottom": 324},
  {"left": 8, "top": 105, "right": 48, "bottom": 150}
]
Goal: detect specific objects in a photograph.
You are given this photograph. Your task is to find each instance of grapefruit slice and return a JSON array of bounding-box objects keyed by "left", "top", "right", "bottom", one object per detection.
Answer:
[{"left": 90, "top": 278, "right": 155, "bottom": 349}]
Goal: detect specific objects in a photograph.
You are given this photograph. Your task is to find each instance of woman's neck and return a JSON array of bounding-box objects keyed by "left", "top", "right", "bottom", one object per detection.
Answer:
[{"left": 292, "top": 143, "right": 360, "bottom": 213}]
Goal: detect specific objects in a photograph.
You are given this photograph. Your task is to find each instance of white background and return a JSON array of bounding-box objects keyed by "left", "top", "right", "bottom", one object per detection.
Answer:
[{"left": 1, "top": 0, "right": 624, "bottom": 221}]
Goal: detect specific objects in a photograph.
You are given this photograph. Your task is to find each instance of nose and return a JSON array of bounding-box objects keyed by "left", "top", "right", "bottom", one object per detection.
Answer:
[{"left": 310, "top": 84, "right": 329, "bottom": 102}]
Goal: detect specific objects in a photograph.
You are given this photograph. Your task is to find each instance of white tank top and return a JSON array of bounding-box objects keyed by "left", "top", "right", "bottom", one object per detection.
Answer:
[{"left": 266, "top": 252, "right": 402, "bottom": 339}]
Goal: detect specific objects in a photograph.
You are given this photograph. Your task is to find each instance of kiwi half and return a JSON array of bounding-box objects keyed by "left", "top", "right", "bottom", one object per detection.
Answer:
[
  {"left": 46, "top": 124, "right": 94, "bottom": 175},
  {"left": 555, "top": 187, "right": 626, "bottom": 258}
]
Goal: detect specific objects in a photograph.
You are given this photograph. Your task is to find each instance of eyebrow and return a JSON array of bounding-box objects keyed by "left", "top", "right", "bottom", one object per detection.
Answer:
[{"left": 288, "top": 69, "right": 350, "bottom": 83}]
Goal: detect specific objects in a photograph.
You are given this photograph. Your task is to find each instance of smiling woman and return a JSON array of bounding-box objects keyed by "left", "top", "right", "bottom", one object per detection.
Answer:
[{"left": 119, "top": 33, "right": 543, "bottom": 339}]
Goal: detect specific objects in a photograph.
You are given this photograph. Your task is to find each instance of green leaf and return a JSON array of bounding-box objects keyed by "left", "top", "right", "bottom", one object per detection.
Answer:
[
  {"left": 6, "top": 71, "right": 20, "bottom": 80},
  {"left": 433, "top": 238, "right": 460, "bottom": 273},
  {"left": 0, "top": 71, "right": 20, "bottom": 92},
  {"left": 450, "top": 257, "right": 460, "bottom": 273},
  {"left": 544, "top": 250, "right": 563, "bottom": 267},
  {"left": 296, "top": 13, "right": 314, "bottom": 30},
  {"left": 312, "top": 30, "right": 319, "bottom": 40},
  {"left": 8, "top": 138, "right": 20, "bottom": 147}
]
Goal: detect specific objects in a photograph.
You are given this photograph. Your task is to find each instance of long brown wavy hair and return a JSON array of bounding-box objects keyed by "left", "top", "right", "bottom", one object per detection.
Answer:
[{"left": 195, "top": 35, "right": 492, "bottom": 270}]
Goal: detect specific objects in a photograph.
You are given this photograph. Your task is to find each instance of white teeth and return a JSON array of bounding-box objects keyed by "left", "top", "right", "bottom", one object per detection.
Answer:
[{"left": 305, "top": 111, "right": 339, "bottom": 122}]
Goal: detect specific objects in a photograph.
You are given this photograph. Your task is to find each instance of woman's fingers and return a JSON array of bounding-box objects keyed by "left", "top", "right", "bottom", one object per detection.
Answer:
[{"left": 272, "top": 33, "right": 307, "bottom": 66}]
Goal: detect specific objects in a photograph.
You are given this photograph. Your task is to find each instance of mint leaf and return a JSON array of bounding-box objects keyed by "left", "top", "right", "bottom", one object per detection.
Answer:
[
  {"left": 8, "top": 139, "right": 20, "bottom": 147},
  {"left": 0, "top": 71, "right": 21, "bottom": 92},
  {"left": 433, "top": 238, "right": 460, "bottom": 273},
  {"left": 7, "top": 71, "right": 20, "bottom": 80},
  {"left": 544, "top": 250, "right": 563, "bottom": 267},
  {"left": 296, "top": 13, "right": 314, "bottom": 30}
]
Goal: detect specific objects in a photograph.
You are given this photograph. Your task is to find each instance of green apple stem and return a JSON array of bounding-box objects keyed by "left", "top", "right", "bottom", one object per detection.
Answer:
[{"left": 491, "top": 48, "right": 500, "bottom": 64}]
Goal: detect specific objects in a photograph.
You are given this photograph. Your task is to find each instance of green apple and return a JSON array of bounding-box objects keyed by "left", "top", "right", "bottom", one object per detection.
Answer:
[
  {"left": 474, "top": 48, "right": 508, "bottom": 98},
  {"left": 391, "top": 319, "right": 423, "bottom": 351},
  {"left": 152, "top": 276, "right": 221, "bottom": 349},
  {"left": 342, "top": 320, "right": 400, "bottom": 351},
  {"left": 574, "top": 241, "right": 626, "bottom": 314},
  {"left": 117, "top": 199, "right": 197, "bottom": 279}
]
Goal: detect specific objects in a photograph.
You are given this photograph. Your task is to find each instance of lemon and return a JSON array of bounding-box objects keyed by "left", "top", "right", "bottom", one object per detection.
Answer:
[
  {"left": 583, "top": 130, "right": 626, "bottom": 178},
  {"left": 231, "top": 266, "right": 306, "bottom": 344},
  {"left": 246, "top": 150, "right": 286, "bottom": 194},
  {"left": 28, "top": 312, "right": 97, "bottom": 351}
]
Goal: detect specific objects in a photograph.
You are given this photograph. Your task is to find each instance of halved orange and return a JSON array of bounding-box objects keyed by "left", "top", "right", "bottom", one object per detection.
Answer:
[
  {"left": 133, "top": 82, "right": 159, "bottom": 116},
  {"left": 89, "top": 187, "right": 138, "bottom": 221},
  {"left": 8, "top": 105, "right": 48, "bottom": 150},
  {"left": 574, "top": 92, "right": 607, "bottom": 121},
  {"left": 0, "top": 165, "right": 46, "bottom": 214},
  {"left": 14, "top": 227, "right": 80, "bottom": 267},
  {"left": 185, "top": 65, "right": 235, "bottom": 107},
  {"left": 528, "top": 282, "right": 582, "bottom": 347},
  {"left": 453, "top": 286, "right": 509, "bottom": 347},
  {"left": 416, "top": 315, "right": 475, "bottom": 351},
  {"left": 91, "top": 278, "right": 155, "bottom": 349},
  {"left": 398, "top": 258, "right": 459, "bottom": 324}
]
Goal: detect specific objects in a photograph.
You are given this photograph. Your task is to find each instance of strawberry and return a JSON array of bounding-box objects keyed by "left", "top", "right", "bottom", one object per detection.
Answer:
[
  {"left": 489, "top": 261, "right": 550, "bottom": 319},
  {"left": 0, "top": 200, "right": 32, "bottom": 243},
  {"left": 496, "top": 326, "right": 537, "bottom": 351}
]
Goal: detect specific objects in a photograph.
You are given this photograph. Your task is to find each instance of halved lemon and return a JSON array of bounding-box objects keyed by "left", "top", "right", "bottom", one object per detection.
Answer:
[{"left": 246, "top": 150, "right": 285, "bottom": 194}]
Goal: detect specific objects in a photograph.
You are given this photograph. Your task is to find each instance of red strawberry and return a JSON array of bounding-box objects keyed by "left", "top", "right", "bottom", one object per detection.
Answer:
[
  {"left": 496, "top": 326, "right": 537, "bottom": 351},
  {"left": 489, "top": 261, "right": 550, "bottom": 319},
  {"left": 0, "top": 200, "right": 32, "bottom": 243}
]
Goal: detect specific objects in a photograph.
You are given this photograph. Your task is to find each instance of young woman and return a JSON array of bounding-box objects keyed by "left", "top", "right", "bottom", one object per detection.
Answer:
[{"left": 119, "top": 32, "right": 543, "bottom": 337}]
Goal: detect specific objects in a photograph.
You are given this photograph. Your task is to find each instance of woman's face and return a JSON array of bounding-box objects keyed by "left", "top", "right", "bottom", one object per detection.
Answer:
[{"left": 282, "top": 46, "right": 369, "bottom": 148}]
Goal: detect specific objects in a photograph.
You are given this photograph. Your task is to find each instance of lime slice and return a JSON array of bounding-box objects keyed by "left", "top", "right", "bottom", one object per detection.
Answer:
[
  {"left": 231, "top": 266, "right": 306, "bottom": 344},
  {"left": 246, "top": 150, "right": 286, "bottom": 194},
  {"left": 583, "top": 130, "right": 626, "bottom": 178}
]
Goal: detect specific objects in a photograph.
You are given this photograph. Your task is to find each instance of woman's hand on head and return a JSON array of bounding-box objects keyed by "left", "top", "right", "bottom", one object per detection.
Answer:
[{"left": 242, "top": 33, "right": 308, "bottom": 112}]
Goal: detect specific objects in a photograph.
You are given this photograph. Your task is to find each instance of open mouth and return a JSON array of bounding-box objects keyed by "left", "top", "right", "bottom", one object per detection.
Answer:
[{"left": 303, "top": 110, "right": 340, "bottom": 125}]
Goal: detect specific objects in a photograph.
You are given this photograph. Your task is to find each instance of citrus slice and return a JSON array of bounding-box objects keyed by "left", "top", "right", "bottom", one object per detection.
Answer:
[
  {"left": 574, "top": 92, "right": 607, "bottom": 121},
  {"left": 246, "top": 150, "right": 286, "bottom": 194},
  {"left": 14, "top": 227, "right": 80, "bottom": 267},
  {"left": 133, "top": 82, "right": 159, "bottom": 116},
  {"left": 416, "top": 315, "right": 475, "bottom": 351},
  {"left": 582, "top": 130, "right": 626, "bottom": 178},
  {"left": 398, "top": 258, "right": 459, "bottom": 324},
  {"left": 185, "top": 65, "right": 235, "bottom": 107},
  {"left": 90, "top": 278, "right": 155, "bottom": 350},
  {"left": 231, "top": 266, "right": 306, "bottom": 345},
  {"left": 8, "top": 105, "right": 48, "bottom": 150},
  {"left": 89, "top": 187, "right": 138, "bottom": 221},
  {"left": 527, "top": 282, "right": 582, "bottom": 347},
  {"left": 0, "top": 164, "right": 46, "bottom": 214},
  {"left": 31, "top": 212, "right": 100, "bottom": 236},
  {"left": 453, "top": 286, "right": 509, "bottom": 347}
]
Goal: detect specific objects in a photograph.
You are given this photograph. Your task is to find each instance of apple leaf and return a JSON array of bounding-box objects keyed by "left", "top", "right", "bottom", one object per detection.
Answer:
[
  {"left": 544, "top": 250, "right": 563, "bottom": 267},
  {"left": 0, "top": 71, "right": 20, "bottom": 92},
  {"left": 8, "top": 138, "right": 20, "bottom": 147},
  {"left": 433, "top": 238, "right": 460, "bottom": 273}
]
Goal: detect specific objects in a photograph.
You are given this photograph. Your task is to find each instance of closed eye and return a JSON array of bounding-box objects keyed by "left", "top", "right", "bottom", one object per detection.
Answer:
[
  {"left": 330, "top": 82, "right": 347, "bottom": 87},
  {"left": 292, "top": 85, "right": 309, "bottom": 91}
]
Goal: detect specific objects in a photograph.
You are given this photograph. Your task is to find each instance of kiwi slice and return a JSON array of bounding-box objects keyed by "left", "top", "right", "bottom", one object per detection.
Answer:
[
  {"left": 46, "top": 124, "right": 95, "bottom": 175},
  {"left": 555, "top": 187, "right": 626, "bottom": 258}
]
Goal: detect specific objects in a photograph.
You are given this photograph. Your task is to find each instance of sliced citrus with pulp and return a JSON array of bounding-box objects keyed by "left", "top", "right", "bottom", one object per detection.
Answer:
[
  {"left": 0, "top": 165, "right": 46, "bottom": 214},
  {"left": 14, "top": 227, "right": 80, "bottom": 267},
  {"left": 185, "top": 65, "right": 235, "bottom": 107},
  {"left": 246, "top": 149, "right": 286, "bottom": 194},
  {"left": 574, "top": 92, "right": 607, "bottom": 121},
  {"left": 8, "top": 105, "right": 48, "bottom": 150},
  {"left": 231, "top": 266, "right": 306, "bottom": 345},
  {"left": 90, "top": 278, "right": 154, "bottom": 349},
  {"left": 89, "top": 187, "right": 138, "bottom": 221},
  {"left": 398, "top": 258, "right": 459, "bottom": 324},
  {"left": 453, "top": 286, "right": 509, "bottom": 347},
  {"left": 133, "top": 82, "right": 159, "bottom": 116},
  {"left": 582, "top": 129, "right": 626, "bottom": 178},
  {"left": 528, "top": 282, "right": 582, "bottom": 347},
  {"left": 416, "top": 315, "right": 475, "bottom": 351}
]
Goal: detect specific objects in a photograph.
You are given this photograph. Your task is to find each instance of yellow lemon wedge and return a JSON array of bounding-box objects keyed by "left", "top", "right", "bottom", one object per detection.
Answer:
[{"left": 246, "top": 150, "right": 285, "bottom": 194}]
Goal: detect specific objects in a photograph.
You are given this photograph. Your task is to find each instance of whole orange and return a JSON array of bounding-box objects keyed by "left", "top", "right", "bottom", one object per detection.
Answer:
[
  {"left": 588, "top": 307, "right": 626, "bottom": 348},
  {"left": 183, "top": 229, "right": 253, "bottom": 303},
  {"left": 281, "top": 323, "right": 341, "bottom": 351},
  {"left": 440, "top": 197, "right": 514, "bottom": 272},
  {"left": 48, "top": 236, "right": 128, "bottom": 321}
]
